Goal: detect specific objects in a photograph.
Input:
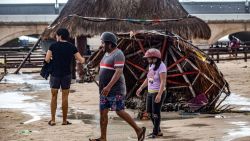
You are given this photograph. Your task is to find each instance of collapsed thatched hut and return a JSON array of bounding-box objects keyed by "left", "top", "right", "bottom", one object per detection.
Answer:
[
  {"left": 87, "top": 31, "right": 230, "bottom": 113},
  {"left": 42, "top": 0, "right": 210, "bottom": 40}
]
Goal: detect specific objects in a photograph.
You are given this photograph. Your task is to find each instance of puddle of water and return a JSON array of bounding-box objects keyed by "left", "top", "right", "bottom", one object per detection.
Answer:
[
  {"left": 0, "top": 91, "right": 49, "bottom": 124},
  {"left": 64, "top": 109, "right": 99, "bottom": 125},
  {"left": 220, "top": 93, "right": 250, "bottom": 111},
  {"left": 0, "top": 74, "right": 50, "bottom": 124},
  {"left": 223, "top": 121, "right": 250, "bottom": 141},
  {"left": 1, "top": 73, "right": 50, "bottom": 90}
]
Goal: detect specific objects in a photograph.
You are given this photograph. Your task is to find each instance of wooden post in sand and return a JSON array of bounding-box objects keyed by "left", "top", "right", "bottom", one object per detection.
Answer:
[
  {"left": 4, "top": 54, "right": 7, "bottom": 74},
  {"left": 244, "top": 51, "right": 247, "bottom": 62},
  {"left": 75, "top": 36, "right": 87, "bottom": 82}
]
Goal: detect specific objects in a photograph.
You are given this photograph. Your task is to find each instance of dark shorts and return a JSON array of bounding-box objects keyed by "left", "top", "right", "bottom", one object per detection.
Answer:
[
  {"left": 50, "top": 75, "right": 71, "bottom": 89},
  {"left": 100, "top": 94, "right": 125, "bottom": 111}
]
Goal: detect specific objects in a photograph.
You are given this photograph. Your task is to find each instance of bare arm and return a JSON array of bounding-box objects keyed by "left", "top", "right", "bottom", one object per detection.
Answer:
[
  {"left": 102, "top": 68, "right": 123, "bottom": 96},
  {"left": 74, "top": 52, "right": 85, "bottom": 64},
  {"left": 106, "top": 68, "right": 123, "bottom": 88},
  {"left": 139, "top": 78, "right": 148, "bottom": 90},
  {"left": 45, "top": 50, "right": 52, "bottom": 63},
  {"left": 157, "top": 72, "right": 166, "bottom": 96},
  {"left": 136, "top": 78, "right": 148, "bottom": 97}
]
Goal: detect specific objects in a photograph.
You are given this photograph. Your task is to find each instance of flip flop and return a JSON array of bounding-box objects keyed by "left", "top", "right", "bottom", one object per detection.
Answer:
[
  {"left": 138, "top": 127, "right": 146, "bottom": 141},
  {"left": 147, "top": 132, "right": 163, "bottom": 137},
  {"left": 48, "top": 120, "right": 56, "bottom": 126},
  {"left": 89, "top": 138, "right": 101, "bottom": 141},
  {"left": 62, "top": 121, "right": 72, "bottom": 125}
]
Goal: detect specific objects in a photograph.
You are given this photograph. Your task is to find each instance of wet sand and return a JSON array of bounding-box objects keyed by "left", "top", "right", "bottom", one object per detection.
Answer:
[{"left": 1, "top": 60, "right": 250, "bottom": 141}]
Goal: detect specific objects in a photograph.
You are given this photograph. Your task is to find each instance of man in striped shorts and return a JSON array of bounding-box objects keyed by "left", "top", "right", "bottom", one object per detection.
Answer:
[{"left": 89, "top": 32, "right": 146, "bottom": 141}]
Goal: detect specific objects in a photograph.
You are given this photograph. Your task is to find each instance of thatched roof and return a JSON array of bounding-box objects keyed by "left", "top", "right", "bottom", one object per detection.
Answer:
[{"left": 42, "top": 0, "right": 211, "bottom": 40}]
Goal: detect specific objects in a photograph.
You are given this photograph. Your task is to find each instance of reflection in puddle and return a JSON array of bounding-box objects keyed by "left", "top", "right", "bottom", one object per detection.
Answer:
[
  {"left": 66, "top": 109, "right": 98, "bottom": 125},
  {"left": 0, "top": 74, "right": 50, "bottom": 124},
  {"left": 223, "top": 121, "right": 250, "bottom": 141},
  {"left": 220, "top": 93, "right": 250, "bottom": 111},
  {"left": 1, "top": 74, "right": 50, "bottom": 90}
]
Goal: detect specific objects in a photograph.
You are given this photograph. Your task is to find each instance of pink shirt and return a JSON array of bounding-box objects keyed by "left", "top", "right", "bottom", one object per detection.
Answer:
[{"left": 147, "top": 62, "right": 167, "bottom": 92}]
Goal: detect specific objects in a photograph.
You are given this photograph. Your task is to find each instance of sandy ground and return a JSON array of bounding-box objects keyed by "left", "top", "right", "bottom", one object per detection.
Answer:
[{"left": 0, "top": 60, "right": 250, "bottom": 141}]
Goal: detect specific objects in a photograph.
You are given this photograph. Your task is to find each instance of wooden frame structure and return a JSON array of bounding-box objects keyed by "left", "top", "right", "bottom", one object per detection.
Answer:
[{"left": 88, "top": 31, "right": 230, "bottom": 112}]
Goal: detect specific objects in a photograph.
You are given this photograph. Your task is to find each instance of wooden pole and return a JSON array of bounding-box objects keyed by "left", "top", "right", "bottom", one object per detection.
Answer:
[
  {"left": 126, "top": 60, "right": 147, "bottom": 72},
  {"left": 137, "top": 40, "right": 146, "bottom": 54},
  {"left": 14, "top": 37, "right": 41, "bottom": 74},
  {"left": 75, "top": 36, "right": 87, "bottom": 82},
  {"left": 244, "top": 51, "right": 247, "bottom": 62},
  {"left": 217, "top": 50, "right": 219, "bottom": 63},
  {"left": 4, "top": 54, "right": 7, "bottom": 74}
]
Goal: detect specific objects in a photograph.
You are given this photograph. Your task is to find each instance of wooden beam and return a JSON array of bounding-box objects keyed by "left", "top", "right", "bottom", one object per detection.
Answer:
[
  {"left": 167, "top": 79, "right": 189, "bottom": 86},
  {"left": 14, "top": 37, "right": 41, "bottom": 74},
  {"left": 205, "top": 84, "right": 214, "bottom": 94},
  {"left": 169, "top": 47, "right": 196, "bottom": 97},
  {"left": 161, "top": 38, "right": 167, "bottom": 60},
  {"left": 125, "top": 50, "right": 143, "bottom": 58},
  {"left": 125, "top": 64, "right": 139, "bottom": 80},
  {"left": 137, "top": 40, "right": 146, "bottom": 54},
  {"left": 167, "top": 71, "right": 199, "bottom": 78},
  {"left": 126, "top": 60, "right": 147, "bottom": 72},
  {"left": 191, "top": 73, "right": 200, "bottom": 86},
  {"left": 169, "top": 86, "right": 189, "bottom": 89},
  {"left": 172, "top": 46, "right": 221, "bottom": 89},
  {"left": 167, "top": 56, "right": 187, "bottom": 71}
]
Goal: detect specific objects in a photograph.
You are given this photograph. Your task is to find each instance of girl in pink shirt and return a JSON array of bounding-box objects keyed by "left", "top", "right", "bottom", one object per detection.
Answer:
[{"left": 136, "top": 48, "right": 167, "bottom": 138}]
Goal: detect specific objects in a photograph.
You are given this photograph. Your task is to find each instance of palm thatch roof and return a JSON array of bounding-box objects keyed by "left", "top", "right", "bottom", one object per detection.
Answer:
[{"left": 42, "top": 0, "right": 211, "bottom": 40}]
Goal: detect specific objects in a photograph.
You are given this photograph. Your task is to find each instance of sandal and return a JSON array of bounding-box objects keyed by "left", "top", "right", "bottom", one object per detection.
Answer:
[
  {"left": 62, "top": 121, "right": 72, "bottom": 125},
  {"left": 48, "top": 120, "right": 56, "bottom": 126},
  {"left": 148, "top": 134, "right": 157, "bottom": 139},
  {"left": 89, "top": 138, "right": 101, "bottom": 141},
  {"left": 147, "top": 132, "right": 163, "bottom": 137},
  {"left": 138, "top": 127, "right": 146, "bottom": 141}
]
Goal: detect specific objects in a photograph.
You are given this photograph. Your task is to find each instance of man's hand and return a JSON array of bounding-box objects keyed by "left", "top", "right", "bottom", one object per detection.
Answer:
[
  {"left": 136, "top": 88, "right": 142, "bottom": 97},
  {"left": 155, "top": 94, "right": 162, "bottom": 103},
  {"left": 101, "top": 86, "right": 111, "bottom": 96}
]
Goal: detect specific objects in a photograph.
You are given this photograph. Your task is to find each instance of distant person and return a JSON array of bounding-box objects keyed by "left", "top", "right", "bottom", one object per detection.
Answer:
[
  {"left": 45, "top": 28, "right": 85, "bottom": 126},
  {"left": 89, "top": 32, "right": 146, "bottom": 141},
  {"left": 136, "top": 48, "right": 167, "bottom": 138},
  {"left": 229, "top": 36, "right": 240, "bottom": 57}
]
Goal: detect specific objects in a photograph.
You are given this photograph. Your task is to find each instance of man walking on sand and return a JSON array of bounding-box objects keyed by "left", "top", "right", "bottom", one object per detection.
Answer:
[
  {"left": 45, "top": 28, "right": 85, "bottom": 126},
  {"left": 89, "top": 32, "right": 146, "bottom": 141}
]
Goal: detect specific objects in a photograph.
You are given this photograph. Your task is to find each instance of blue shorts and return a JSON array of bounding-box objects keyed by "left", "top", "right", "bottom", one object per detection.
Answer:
[{"left": 100, "top": 95, "right": 125, "bottom": 111}]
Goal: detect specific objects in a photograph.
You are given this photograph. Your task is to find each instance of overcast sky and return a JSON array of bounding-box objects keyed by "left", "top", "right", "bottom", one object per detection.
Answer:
[
  {"left": 0, "top": 0, "right": 247, "bottom": 4},
  {"left": 0, "top": 0, "right": 68, "bottom": 4}
]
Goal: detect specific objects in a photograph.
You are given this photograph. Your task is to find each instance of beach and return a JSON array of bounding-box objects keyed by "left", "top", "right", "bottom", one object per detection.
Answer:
[{"left": 1, "top": 60, "right": 250, "bottom": 141}]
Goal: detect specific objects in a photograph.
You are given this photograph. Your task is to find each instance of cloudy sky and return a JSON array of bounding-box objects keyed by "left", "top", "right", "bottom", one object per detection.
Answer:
[
  {"left": 0, "top": 0, "right": 246, "bottom": 4},
  {"left": 0, "top": 0, "right": 68, "bottom": 4}
]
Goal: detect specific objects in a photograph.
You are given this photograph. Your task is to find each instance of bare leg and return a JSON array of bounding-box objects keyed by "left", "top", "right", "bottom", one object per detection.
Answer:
[
  {"left": 116, "top": 110, "right": 143, "bottom": 137},
  {"left": 62, "top": 89, "right": 69, "bottom": 123},
  {"left": 99, "top": 109, "right": 109, "bottom": 141},
  {"left": 50, "top": 88, "right": 58, "bottom": 122}
]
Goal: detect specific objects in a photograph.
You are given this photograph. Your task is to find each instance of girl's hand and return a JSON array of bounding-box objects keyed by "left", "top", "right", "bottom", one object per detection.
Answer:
[
  {"left": 136, "top": 88, "right": 142, "bottom": 97},
  {"left": 155, "top": 94, "right": 162, "bottom": 103}
]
